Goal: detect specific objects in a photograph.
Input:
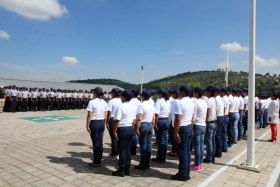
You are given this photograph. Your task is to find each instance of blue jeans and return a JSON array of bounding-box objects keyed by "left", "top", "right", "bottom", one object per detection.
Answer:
[
  {"left": 139, "top": 123, "right": 153, "bottom": 166},
  {"left": 255, "top": 107, "right": 258, "bottom": 122},
  {"left": 193, "top": 125, "right": 206, "bottom": 166},
  {"left": 259, "top": 109, "right": 264, "bottom": 128},
  {"left": 238, "top": 110, "right": 244, "bottom": 140},
  {"left": 117, "top": 126, "right": 134, "bottom": 166},
  {"left": 264, "top": 108, "right": 268, "bottom": 126},
  {"left": 89, "top": 120, "right": 105, "bottom": 164},
  {"left": 234, "top": 112, "right": 240, "bottom": 141},
  {"left": 205, "top": 122, "right": 217, "bottom": 160},
  {"left": 132, "top": 127, "right": 139, "bottom": 148},
  {"left": 155, "top": 119, "right": 169, "bottom": 162},
  {"left": 215, "top": 117, "right": 224, "bottom": 155},
  {"left": 108, "top": 118, "right": 118, "bottom": 156},
  {"left": 169, "top": 123, "right": 178, "bottom": 152},
  {"left": 222, "top": 115, "right": 229, "bottom": 151},
  {"left": 176, "top": 125, "right": 193, "bottom": 177}
]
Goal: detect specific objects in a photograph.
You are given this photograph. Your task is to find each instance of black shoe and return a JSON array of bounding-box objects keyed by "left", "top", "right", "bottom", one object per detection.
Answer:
[
  {"left": 134, "top": 164, "right": 146, "bottom": 170},
  {"left": 203, "top": 159, "right": 213, "bottom": 163},
  {"left": 215, "top": 154, "right": 222, "bottom": 158},
  {"left": 125, "top": 164, "right": 130, "bottom": 176},
  {"left": 222, "top": 149, "right": 228, "bottom": 153},
  {"left": 171, "top": 173, "right": 190, "bottom": 181},
  {"left": 112, "top": 166, "right": 125, "bottom": 177},
  {"left": 152, "top": 158, "right": 165, "bottom": 163},
  {"left": 146, "top": 164, "right": 150, "bottom": 169}
]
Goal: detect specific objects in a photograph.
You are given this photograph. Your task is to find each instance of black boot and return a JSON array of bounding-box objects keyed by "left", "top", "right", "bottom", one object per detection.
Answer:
[
  {"left": 125, "top": 164, "right": 130, "bottom": 175},
  {"left": 134, "top": 164, "right": 146, "bottom": 170},
  {"left": 131, "top": 146, "right": 137, "bottom": 155},
  {"left": 112, "top": 166, "right": 125, "bottom": 177}
]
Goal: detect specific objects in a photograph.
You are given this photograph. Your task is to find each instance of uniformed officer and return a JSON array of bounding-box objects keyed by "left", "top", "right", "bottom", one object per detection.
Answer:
[
  {"left": 77, "top": 90, "right": 83, "bottom": 109},
  {"left": 10, "top": 85, "right": 18, "bottom": 113},
  {"left": 0, "top": 86, "right": 7, "bottom": 113},
  {"left": 56, "top": 89, "right": 63, "bottom": 110},
  {"left": 84, "top": 90, "right": 89, "bottom": 109},
  {"left": 112, "top": 89, "right": 136, "bottom": 177},
  {"left": 40, "top": 88, "right": 47, "bottom": 111},
  {"left": 72, "top": 90, "right": 78, "bottom": 110},
  {"left": 31, "top": 88, "right": 38, "bottom": 112},
  {"left": 37, "top": 88, "right": 42, "bottom": 111},
  {"left": 16, "top": 87, "right": 22, "bottom": 111},
  {"left": 27, "top": 88, "right": 32, "bottom": 111},
  {"left": 21, "top": 87, "right": 29, "bottom": 112},
  {"left": 64, "top": 90, "right": 70, "bottom": 110},
  {"left": 48, "top": 88, "right": 55, "bottom": 111}
]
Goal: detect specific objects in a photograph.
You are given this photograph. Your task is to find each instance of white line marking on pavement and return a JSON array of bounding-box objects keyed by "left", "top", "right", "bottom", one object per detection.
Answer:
[
  {"left": 198, "top": 129, "right": 271, "bottom": 187},
  {"left": 267, "top": 150, "right": 280, "bottom": 187}
]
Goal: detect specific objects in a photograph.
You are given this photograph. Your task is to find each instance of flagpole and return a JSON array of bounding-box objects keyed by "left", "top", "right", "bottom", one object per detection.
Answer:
[
  {"left": 141, "top": 66, "right": 144, "bottom": 93},
  {"left": 238, "top": 0, "right": 260, "bottom": 172},
  {"left": 226, "top": 52, "right": 229, "bottom": 87}
]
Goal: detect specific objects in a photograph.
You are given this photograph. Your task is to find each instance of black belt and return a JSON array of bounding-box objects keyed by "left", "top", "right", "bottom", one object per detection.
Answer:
[
  {"left": 207, "top": 120, "right": 216, "bottom": 124},
  {"left": 141, "top": 122, "right": 152, "bottom": 124},
  {"left": 158, "top": 117, "right": 168, "bottom": 120}
]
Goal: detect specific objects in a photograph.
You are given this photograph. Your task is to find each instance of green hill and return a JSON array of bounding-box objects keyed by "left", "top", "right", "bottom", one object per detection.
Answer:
[{"left": 69, "top": 70, "right": 280, "bottom": 93}]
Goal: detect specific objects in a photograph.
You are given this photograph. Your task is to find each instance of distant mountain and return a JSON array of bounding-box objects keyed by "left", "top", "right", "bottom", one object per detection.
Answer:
[{"left": 68, "top": 70, "right": 280, "bottom": 92}]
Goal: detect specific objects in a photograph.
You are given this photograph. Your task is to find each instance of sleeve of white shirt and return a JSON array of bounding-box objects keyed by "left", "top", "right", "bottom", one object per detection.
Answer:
[
  {"left": 106, "top": 100, "right": 113, "bottom": 112},
  {"left": 154, "top": 101, "right": 161, "bottom": 114},
  {"left": 137, "top": 104, "right": 144, "bottom": 114},
  {"left": 86, "top": 102, "right": 92, "bottom": 112},
  {"left": 193, "top": 100, "right": 198, "bottom": 119},
  {"left": 114, "top": 105, "right": 122, "bottom": 121},
  {"left": 174, "top": 101, "right": 182, "bottom": 115},
  {"left": 207, "top": 99, "right": 212, "bottom": 109}
]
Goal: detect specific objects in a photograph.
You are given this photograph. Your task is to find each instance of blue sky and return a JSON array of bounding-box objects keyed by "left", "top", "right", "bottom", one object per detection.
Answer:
[{"left": 0, "top": 0, "right": 279, "bottom": 84}]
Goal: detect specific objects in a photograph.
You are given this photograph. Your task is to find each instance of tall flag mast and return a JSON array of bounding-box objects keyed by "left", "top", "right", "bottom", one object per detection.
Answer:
[{"left": 225, "top": 52, "right": 229, "bottom": 87}]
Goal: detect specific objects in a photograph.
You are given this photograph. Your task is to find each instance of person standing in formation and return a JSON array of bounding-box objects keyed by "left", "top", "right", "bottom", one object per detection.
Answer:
[
  {"left": 191, "top": 86, "right": 207, "bottom": 171},
  {"left": 214, "top": 87, "right": 224, "bottom": 158},
  {"left": 21, "top": 87, "right": 29, "bottom": 112},
  {"left": 49, "top": 88, "right": 55, "bottom": 111},
  {"left": 227, "top": 87, "right": 236, "bottom": 148},
  {"left": 232, "top": 89, "right": 240, "bottom": 144},
  {"left": 87, "top": 87, "right": 107, "bottom": 168},
  {"left": 221, "top": 88, "right": 229, "bottom": 152},
  {"left": 172, "top": 85, "right": 194, "bottom": 181},
  {"left": 152, "top": 89, "right": 170, "bottom": 163},
  {"left": 258, "top": 94, "right": 265, "bottom": 129},
  {"left": 0, "top": 86, "right": 6, "bottom": 113},
  {"left": 105, "top": 88, "right": 122, "bottom": 161},
  {"left": 10, "top": 85, "right": 18, "bottom": 113},
  {"left": 112, "top": 90, "right": 136, "bottom": 177},
  {"left": 40, "top": 88, "right": 47, "bottom": 111},
  {"left": 267, "top": 93, "right": 279, "bottom": 142},
  {"left": 56, "top": 89, "right": 63, "bottom": 111},
  {"left": 135, "top": 90, "right": 155, "bottom": 170},
  {"left": 242, "top": 89, "right": 249, "bottom": 137},
  {"left": 237, "top": 89, "right": 244, "bottom": 141}
]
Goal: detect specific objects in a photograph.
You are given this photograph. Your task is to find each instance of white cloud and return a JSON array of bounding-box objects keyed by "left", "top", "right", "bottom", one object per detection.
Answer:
[
  {"left": 243, "top": 55, "right": 280, "bottom": 67},
  {"left": 0, "top": 0, "right": 68, "bottom": 21},
  {"left": 216, "top": 62, "right": 235, "bottom": 69},
  {"left": 62, "top": 56, "right": 79, "bottom": 65},
  {"left": 120, "top": 73, "right": 126, "bottom": 76},
  {"left": 0, "top": 30, "right": 10, "bottom": 39},
  {"left": 220, "top": 42, "right": 249, "bottom": 52}
]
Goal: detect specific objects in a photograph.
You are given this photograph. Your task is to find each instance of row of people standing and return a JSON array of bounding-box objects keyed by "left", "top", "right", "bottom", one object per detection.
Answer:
[
  {"left": 85, "top": 85, "right": 280, "bottom": 182},
  {"left": 0, "top": 85, "right": 113, "bottom": 113}
]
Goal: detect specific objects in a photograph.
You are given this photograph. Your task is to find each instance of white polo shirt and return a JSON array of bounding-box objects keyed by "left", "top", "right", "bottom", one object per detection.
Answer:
[
  {"left": 31, "top": 91, "right": 38, "bottom": 99},
  {"left": 259, "top": 99, "right": 265, "bottom": 109},
  {"left": 228, "top": 95, "right": 236, "bottom": 113},
  {"left": 84, "top": 93, "right": 89, "bottom": 99},
  {"left": 106, "top": 98, "right": 122, "bottom": 118},
  {"left": 155, "top": 98, "right": 171, "bottom": 118},
  {"left": 207, "top": 97, "right": 217, "bottom": 121},
  {"left": 89, "top": 93, "right": 94, "bottom": 100},
  {"left": 137, "top": 100, "right": 155, "bottom": 123},
  {"left": 21, "top": 91, "right": 29, "bottom": 99},
  {"left": 72, "top": 93, "right": 77, "bottom": 99},
  {"left": 114, "top": 101, "right": 136, "bottom": 127},
  {"left": 234, "top": 96, "right": 240, "bottom": 112},
  {"left": 149, "top": 98, "right": 155, "bottom": 106},
  {"left": 215, "top": 96, "right": 224, "bottom": 117},
  {"left": 56, "top": 92, "right": 63, "bottom": 99},
  {"left": 264, "top": 99, "right": 270, "bottom": 109},
  {"left": 78, "top": 93, "right": 83, "bottom": 99},
  {"left": 40, "top": 92, "right": 47, "bottom": 98},
  {"left": 239, "top": 96, "right": 245, "bottom": 110},
  {"left": 170, "top": 100, "right": 180, "bottom": 127},
  {"left": 49, "top": 92, "right": 55, "bottom": 98},
  {"left": 193, "top": 99, "right": 207, "bottom": 126},
  {"left": 174, "top": 97, "right": 194, "bottom": 126},
  {"left": 222, "top": 95, "right": 229, "bottom": 115},
  {"left": 244, "top": 96, "right": 249, "bottom": 111},
  {"left": 10, "top": 89, "right": 18, "bottom": 97},
  {"left": 130, "top": 98, "right": 141, "bottom": 115},
  {"left": 86, "top": 98, "right": 107, "bottom": 120}
]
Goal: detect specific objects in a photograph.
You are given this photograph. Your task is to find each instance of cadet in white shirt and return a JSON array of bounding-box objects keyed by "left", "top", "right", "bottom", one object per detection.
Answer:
[
  {"left": 130, "top": 89, "right": 141, "bottom": 155},
  {"left": 112, "top": 90, "right": 136, "bottom": 177},
  {"left": 258, "top": 94, "right": 265, "bottom": 129},
  {"left": 77, "top": 90, "right": 83, "bottom": 110},
  {"left": 105, "top": 88, "right": 122, "bottom": 161},
  {"left": 267, "top": 93, "right": 279, "bottom": 142},
  {"left": 204, "top": 86, "right": 217, "bottom": 163},
  {"left": 264, "top": 95, "right": 270, "bottom": 128},
  {"left": 40, "top": 88, "right": 47, "bottom": 111},
  {"left": 83, "top": 90, "right": 89, "bottom": 109},
  {"left": 31, "top": 88, "right": 38, "bottom": 112},
  {"left": 227, "top": 87, "right": 236, "bottom": 148},
  {"left": 232, "top": 90, "right": 240, "bottom": 143},
  {"left": 221, "top": 88, "right": 229, "bottom": 152},
  {"left": 242, "top": 89, "right": 249, "bottom": 136},
  {"left": 237, "top": 89, "right": 245, "bottom": 141},
  {"left": 134, "top": 90, "right": 155, "bottom": 170},
  {"left": 48, "top": 88, "right": 55, "bottom": 111},
  {"left": 191, "top": 86, "right": 207, "bottom": 171},
  {"left": 56, "top": 89, "right": 63, "bottom": 110},
  {"left": 10, "top": 85, "right": 18, "bottom": 113},
  {"left": 255, "top": 95, "right": 259, "bottom": 122},
  {"left": 168, "top": 89, "right": 180, "bottom": 157},
  {"left": 17, "top": 88, "right": 22, "bottom": 112},
  {"left": 86, "top": 87, "right": 107, "bottom": 168},
  {"left": 21, "top": 87, "right": 29, "bottom": 112},
  {"left": 71, "top": 90, "right": 78, "bottom": 110},
  {"left": 0, "top": 86, "right": 6, "bottom": 113},
  {"left": 214, "top": 87, "right": 224, "bottom": 158},
  {"left": 171, "top": 85, "right": 194, "bottom": 181},
  {"left": 152, "top": 89, "right": 170, "bottom": 163}
]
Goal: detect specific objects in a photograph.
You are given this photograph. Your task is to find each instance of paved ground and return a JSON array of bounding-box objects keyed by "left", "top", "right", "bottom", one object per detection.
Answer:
[{"left": 0, "top": 110, "right": 279, "bottom": 187}]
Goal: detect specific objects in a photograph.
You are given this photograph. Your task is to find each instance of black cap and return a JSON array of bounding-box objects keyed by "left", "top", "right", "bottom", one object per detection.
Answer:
[
  {"left": 179, "top": 85, "right": 192, "bottom": 94},
  {"left": 121, "top": 89, "right": 132, "bottom": 101},
  {"left": 131, "top": 89, "right": 139, "bottom": 97},
  {"left": 140, "top": 90, "right": 151, "bottom": 100},
  {"left": 194, "top": 86, "right": 204, "bottom": 93},
  {"left": 221, "top": 88, "right": 228, "bottom": 93},
  {"left": 214, "top": 86, "right": 221, "bottom": 93},
  {"left": 226, "top": 87, "right": 232, "bottom": 92},
  {"left": 111, "top": 88, "right": 119, "bottom": 95},
  {"left": 93, "top": 87, "right": 103, "bottom": 95}
]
